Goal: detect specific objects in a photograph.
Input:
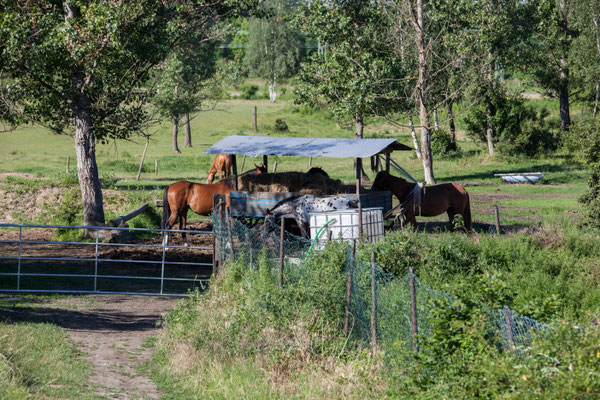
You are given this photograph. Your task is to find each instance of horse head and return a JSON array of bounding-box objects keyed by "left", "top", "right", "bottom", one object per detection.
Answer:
[
  {"left": 372, "top": 171, "right": 391, "bottom": 191},
  {"left": 207, "top": 173, "right": 215, "bottom": 184},
  {"left": 254, "top": 164, "right": 268, "bottom": 174},
  {"left": 307, "top": 167, "right": 329, "bottom": 178}
]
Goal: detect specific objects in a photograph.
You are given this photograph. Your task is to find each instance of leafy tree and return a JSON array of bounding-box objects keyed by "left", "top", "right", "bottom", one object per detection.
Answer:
[
  {"left": 0, "top": 1, "right": 250, "bottom": 228},
  {"left": 295, "top": 2, "right": 407, "bottom": 138},
  {"left": 245, "top": 1, "right": 304, "bottom": 102},
  {"left": 151, "top": 26, "right": 221, "bottom": 153},
  {"left": 525, "top": 0, "right": 584, "bottom": 131}
]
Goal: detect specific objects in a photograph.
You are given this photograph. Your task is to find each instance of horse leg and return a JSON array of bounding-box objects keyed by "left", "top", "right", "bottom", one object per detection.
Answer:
[
  {"left": 180, "top": 208, "right": 189, "bottom": 247},
  {"left": 164, "top": 211, "right": 179, "bottom": 248},
  {"left": 405, "top": 212, "right": 418, "bottom": 231},
  {"left": 299, "top": 221, "right": 310, "bottom": 239}
]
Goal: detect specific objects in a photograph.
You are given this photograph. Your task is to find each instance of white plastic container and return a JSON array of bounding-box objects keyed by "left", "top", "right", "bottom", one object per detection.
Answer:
[{"left": 309, "top": 208, "right": 384, "bottom": 249}]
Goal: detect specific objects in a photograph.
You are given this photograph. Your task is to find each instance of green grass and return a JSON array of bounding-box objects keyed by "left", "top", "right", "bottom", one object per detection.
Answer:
[
  {"left": 0, "top": 97, "right": 588, "bottom": 231},
  {"left": 0, "top": 296, "right": 101, "bottom": 399}
]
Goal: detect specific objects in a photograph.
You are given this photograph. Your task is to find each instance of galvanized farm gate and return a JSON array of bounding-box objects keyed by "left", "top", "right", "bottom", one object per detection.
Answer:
[{"left": 0, "top": 223, "right": 215, "bottom": 297}]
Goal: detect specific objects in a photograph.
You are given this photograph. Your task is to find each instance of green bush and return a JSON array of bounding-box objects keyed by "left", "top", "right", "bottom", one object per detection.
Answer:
[
  {"left": 239, "top": 84, "right": 259, "bottom": 99},
  {"left": 462, "top": 91, "right": 557, "bottom": 157},
  {"left": 430, "top": 128, "right": 458, "bottom": 157},
  {"left": 274, "top": 118, "right": 288, "bottom": 131}
]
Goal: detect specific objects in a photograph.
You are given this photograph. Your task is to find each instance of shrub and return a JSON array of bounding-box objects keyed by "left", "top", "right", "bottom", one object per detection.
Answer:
[
  {"left": 430, "top": 128, "right": 458, "bottom": 157},
  {"left": 239, "top": 84, "right": 259, "bottom": 99},
  {"left": 274, "top": 118, "right": 288, "bottom": 131},
  {"left": 462, "top": 91, "right": 557, "bottom": 157}
]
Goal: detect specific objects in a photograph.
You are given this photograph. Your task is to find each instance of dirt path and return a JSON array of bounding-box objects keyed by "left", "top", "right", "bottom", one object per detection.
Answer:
[{"left": 1, "top": 294, "right": 178, "bottom": 399}]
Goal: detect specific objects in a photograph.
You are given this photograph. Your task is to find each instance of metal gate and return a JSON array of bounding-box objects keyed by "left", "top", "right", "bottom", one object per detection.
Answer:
[{"left": 0, "top": 223, "right": 214, "bottom": 296}]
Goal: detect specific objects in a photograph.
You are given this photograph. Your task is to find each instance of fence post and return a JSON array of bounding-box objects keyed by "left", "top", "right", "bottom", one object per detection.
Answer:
[
  {"left": 504, "top": 306, "right": 515, "bottom": 350},
  {"left": 160, "top": 226, "right": 167, "bottom": 295},
  {"left": 409, "top": 267, "right": 419, "bottom": 352},
  {"left": 370, "top": 252, "right": 378, "bottom": 349},
  {"left": 253, "top": 106, "right": 257, "bottom": 131},
  {"left": 279, "top": 217, "right": 285, "bottom": 288},
  {"left": 155, "top": 160, "right": 158, "bottom": 176},
  {"left": 494, "top": 206, "right": 501, "bottom": 235},
  {"left": 273, "top": 161, "right": 278, "bottom": 173},
  {"left": 344, "top": 244, "right": 354, "bottom": 336},
  {"left": 94, "top": 229, "right": 99, "bottom": 292},
  {"left": 225, "top": 208, "right": 236, "bottom": 262},
  {"left": 240, "top": 155, "right": 246, "bottom": 172},
  {"left": 212, "top": 230, "right": 218, "bottom": 276},
  {"left": 16, "top": 226, "right": 22, "bottom": 290},
  {"left": 309, "top": 157, "right": 312, "bottom": 168}
]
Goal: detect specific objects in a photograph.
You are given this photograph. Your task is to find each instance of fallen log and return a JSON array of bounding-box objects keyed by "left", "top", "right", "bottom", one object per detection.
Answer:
[{"left": 107, "top": 203, "right": 149, "bottom": 227}]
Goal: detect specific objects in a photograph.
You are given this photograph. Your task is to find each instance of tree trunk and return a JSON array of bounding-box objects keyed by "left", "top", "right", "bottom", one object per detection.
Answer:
[
  {"left": 447, "top": 100, "right": 456, "bottom": 144},
  {"left": 172, "top": 116, "right": 181, "bottom": 154},
  {"left": 559, "top": 61, "right": 571, "bottom": 131},
  {"left": 269, "top": 76, "right": 278, "bottom": 103},
  {"left": 408, "top": 112, "right": 422, "bottom": 159},
  {"left": 485, "top": 61, "right": 495, "bottom": 156},
  {"left": 355, "top": 113, "right": 364, "bottom": 138},
  {"left": 413, "top": 0, "right": 435, "bottom": 184},
  {"left": 65, "top": 2, "right": 105, "bottom": 230},
  {"left": 73, "top": 93, "right": 105, "bottom": 228},
  {"left": 183, "top": 113, "right": 192, "bottom": 147},
  {"left": 355, "top": 113, "right": 370, "bottom": 181},
  {"left": 485, "top": 98, "right": 495, "bottom": 156}
]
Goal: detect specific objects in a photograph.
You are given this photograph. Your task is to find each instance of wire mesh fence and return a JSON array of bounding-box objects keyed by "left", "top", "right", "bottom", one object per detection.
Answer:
[{"left": 212, "top": 211, "right": 551, "bottom": 356}]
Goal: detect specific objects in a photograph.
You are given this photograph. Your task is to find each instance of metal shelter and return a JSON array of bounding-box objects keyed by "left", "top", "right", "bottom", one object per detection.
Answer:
[{"left": 204, "top": 135, "right": 412, "bottom": 193}]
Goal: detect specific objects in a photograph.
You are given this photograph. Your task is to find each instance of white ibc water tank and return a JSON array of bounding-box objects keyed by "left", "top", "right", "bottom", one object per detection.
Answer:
[{"left": 309, "top": 208, "right": 384, "bottom": 249}]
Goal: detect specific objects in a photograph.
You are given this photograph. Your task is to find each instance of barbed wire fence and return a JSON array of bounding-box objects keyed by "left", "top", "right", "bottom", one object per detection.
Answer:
[{"left": 211, "top": 210, "right": 551, "bottom": 359}]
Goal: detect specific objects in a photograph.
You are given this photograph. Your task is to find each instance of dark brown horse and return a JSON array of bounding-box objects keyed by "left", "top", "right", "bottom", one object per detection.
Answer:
[
  {"left": 371, "top": 171, "right": 472, "bottom": 232},
  {"left": 162, "top": 165, "right": 266, "bottom": 246},
  {"left": 207, "top": 153, "right": 233, "bottom": 184}
]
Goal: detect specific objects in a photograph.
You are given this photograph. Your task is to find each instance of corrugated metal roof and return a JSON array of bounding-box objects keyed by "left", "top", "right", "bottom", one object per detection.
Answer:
[{"left": 203, "top": 135, "right": 411, "bottom": 158}]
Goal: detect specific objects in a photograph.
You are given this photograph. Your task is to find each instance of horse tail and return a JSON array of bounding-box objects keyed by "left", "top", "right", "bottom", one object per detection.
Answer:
[
  {"left": 463, "top": 194, "right": 473, "bottom": 232},
  {"left": 162, "top": 186, "right": 171, "bottom": 230}
]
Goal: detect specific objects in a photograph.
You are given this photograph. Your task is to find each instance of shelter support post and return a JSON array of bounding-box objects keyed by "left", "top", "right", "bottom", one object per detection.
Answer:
[
  {"left": 232, "top": 154, "right": 238, "bottom": 191},
  {"left": 355, "top": 158, "right": 361, "bottom": 195},
  {"left": 263, "top": 155, "right": 268, "bottom": 171},
  {"left": 385, "top": 153, "right": 390, "bottom": 173}
]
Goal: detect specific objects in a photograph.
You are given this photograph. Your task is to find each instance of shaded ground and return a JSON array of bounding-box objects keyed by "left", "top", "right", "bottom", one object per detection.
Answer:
[{"left": 0, "top": 294, "right": 177, "bottom": 399}]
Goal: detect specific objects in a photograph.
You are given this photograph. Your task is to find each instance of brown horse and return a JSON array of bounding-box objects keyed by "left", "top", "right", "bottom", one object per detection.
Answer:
[
  {"left": 371, "top": 171, "right": 472, "bottom": 232},
  {"left": 163, "top": 165, "right": 267, "bottom": 246},
  {"left": 207, "top": 154, "right": 233, "bottom": 184}
]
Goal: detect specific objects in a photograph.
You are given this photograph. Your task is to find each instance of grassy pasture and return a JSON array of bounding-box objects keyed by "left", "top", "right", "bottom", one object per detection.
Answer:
[{"left": 0, "top": 97, "right": 588, "bottom": 230}]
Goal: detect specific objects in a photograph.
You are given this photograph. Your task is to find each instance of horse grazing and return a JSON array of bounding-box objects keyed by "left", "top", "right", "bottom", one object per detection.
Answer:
[
  {"left": 371, "top": 171, "right": 472, "bottom": 232},
  {"left": 264, "top": 194, "right": 358, "bottom": 238},
  {"left": 163, "top": 165, "right": 267, "bottom": 246},
  {"left": 207, "top": 154, "right": 233, "bottom": 184}
]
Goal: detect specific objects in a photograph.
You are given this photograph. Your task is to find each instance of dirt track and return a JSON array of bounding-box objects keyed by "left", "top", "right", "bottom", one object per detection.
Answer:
[{"left": 0, "top": 294, "right": 177, "bottom": 399}]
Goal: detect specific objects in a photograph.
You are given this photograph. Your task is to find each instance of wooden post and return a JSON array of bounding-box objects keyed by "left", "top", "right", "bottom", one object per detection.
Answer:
[
  {"left": 358, "top": 204, "right": 364, "bottom": 239},
  {"left": 212, "top": 232, "right": 218, "bottom": 276},
  {"left": 240, "top": 155, "right": 246, "bottom": 172},
  {"left": 309, "top": 157, "right": 312, "bottom": 168},
  {"left": 370, "top": 252, "right": 378, "bottom": 349},
  {"left": 225, "top": 208, "right": 236, "bottom": 261},
  {"left": 355, "top": 158, "right": 362, "bottom": 195},
  {"left": 136, "top": 137, "right": 150, "bottom": 181},
  {"left": 494, "top": 206, "right": 501, "bottom": 235},
  {"left": 263, "top": 155, "right": 268, "bottom": 171},
  {"left": 273, "top": 161, "right": 278, "bottom": 173},
  {"left": 66, "top": 156, "right": 70, "bottom": 173},
  {"left": 155, "top": 160, "right": 158, "bottom": 176},
  {"left": 385, "top": 154, "right": 390, "bottom": 173},
  {"left": 409, "top": 267, "right": 418, "bottom": 352},
  {"left": 279, "top": 217, "right": 285, "bottom": 288},
  {"left": 232, "top": 154, "right": 239, "bottom": 192},
  {"left": 504, "top": 306, "right": 515, "bottom": 350},
  {"left": 253, "top": 106, "right": 257, "bottom": 131},
  {"left": 344, "top": 244, "right": 354, "bottom": 335}
]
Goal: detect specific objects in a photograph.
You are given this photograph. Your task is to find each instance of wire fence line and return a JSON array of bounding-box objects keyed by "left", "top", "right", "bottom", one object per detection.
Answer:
[{"left": 211, "top": 212, "right": 551, "bottom": 355}]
